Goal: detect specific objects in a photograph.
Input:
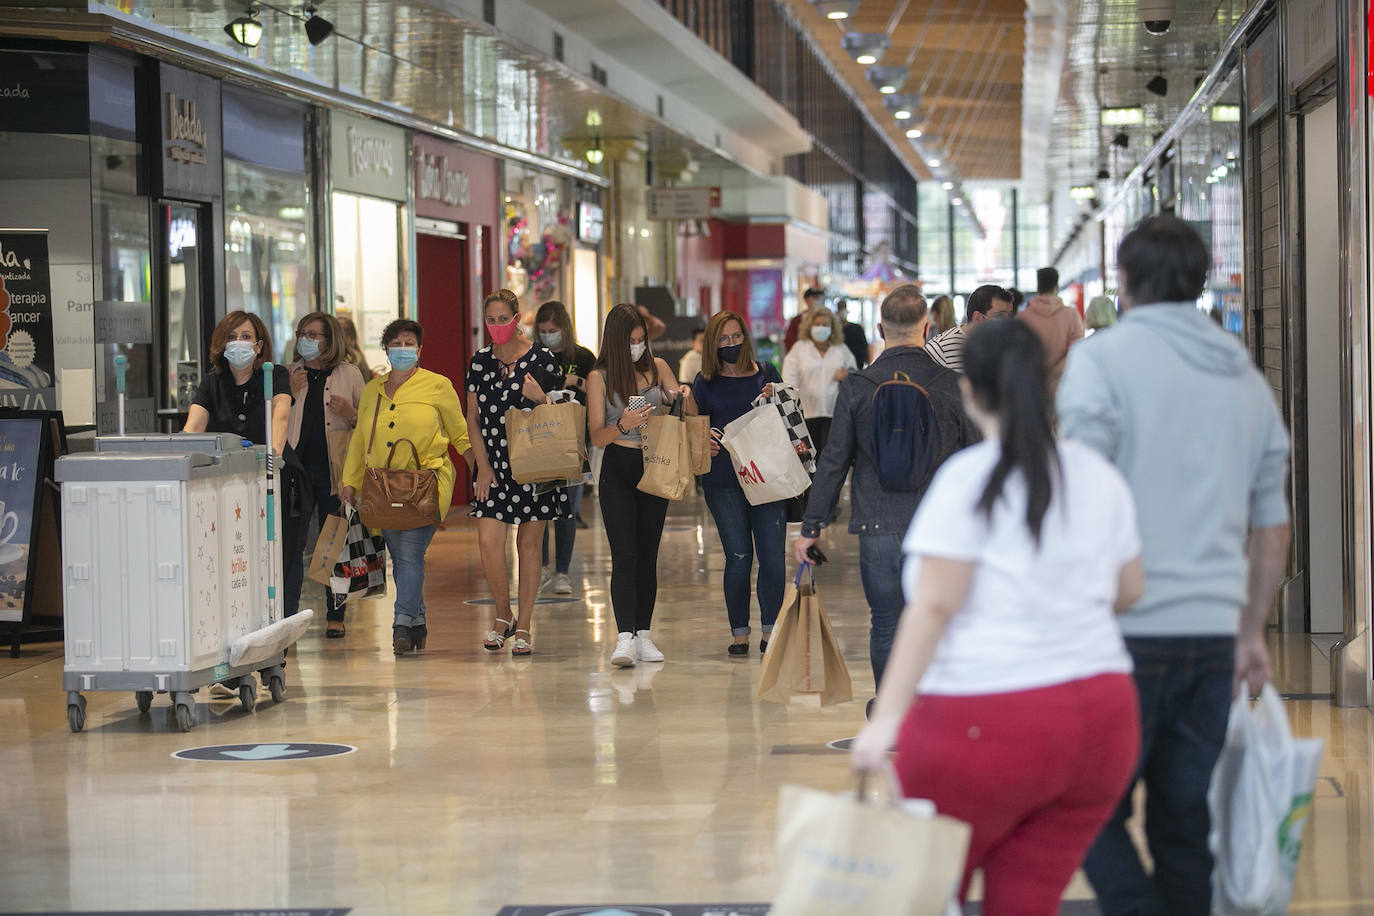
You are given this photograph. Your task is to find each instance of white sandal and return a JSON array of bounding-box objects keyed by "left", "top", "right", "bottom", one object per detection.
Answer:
[
  {"left": 511, "top": 629, "right": 533, "bottom": 657},
  {"left": 483, "top": 617, "right": 514, "bottom": 651}
]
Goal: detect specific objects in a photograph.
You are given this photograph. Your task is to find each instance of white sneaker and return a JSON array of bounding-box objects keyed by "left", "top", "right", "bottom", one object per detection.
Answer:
[
  {"left": 636, "top": 630, "right": 664, "bottom": 663},
  {"left": 552, "top": 573, "right": 573, "bottom": 595},
  {"left": 538, "top": 566, "right": 554, "bottom": 594},
  {"left": 611, "top": 632, "right": 637, "bottom": 668}
]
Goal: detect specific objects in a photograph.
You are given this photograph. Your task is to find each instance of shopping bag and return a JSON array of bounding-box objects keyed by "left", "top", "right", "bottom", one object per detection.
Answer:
[
  {"left": 506, "top": 400, "right": 586, "bottom": 484},
  {"left": 684, "top": 414, "right": 712, "bottom": 475},
  {"left": 306, "top": 509, "right": 350, "bottom": 586},
  {"left": 772, "top": 766, "right": 970, "bottom": 916},
  {"left": 758, "top": 563, "right": 852, "bottom": 706},
  {"left": 753, "top": 383, "right": 817, "bottom": 473},
  {"left": 329, "top": 507, "right": 387, "bottom": 600},
  {"left": 1208, "top": 683, "right": 1325, "bottom": 915},
  {"left": 721, "top": 402, "right": 813, "bottom": 506},
  {"left": 638, "top": 412, "right": 693, "bottom": 500}
]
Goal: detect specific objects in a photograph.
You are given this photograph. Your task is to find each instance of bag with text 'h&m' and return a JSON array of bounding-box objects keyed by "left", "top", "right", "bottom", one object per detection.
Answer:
[
  {"left": 505, "top": 401, "right": 586, "bottom": 484},
  {"left": 721, "top": 401, "right": 811, "bottom": 506},
  {"left": 329, "top": 507, "right": 386, "bottom": 601}
]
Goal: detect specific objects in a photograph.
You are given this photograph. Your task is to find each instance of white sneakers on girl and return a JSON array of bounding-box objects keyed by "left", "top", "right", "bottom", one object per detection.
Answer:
[
  {"left": 636, "top": 631, "right": 665, "bottom": 663},
  {"left": 611, "top": 632, "right": 637, "bottom": 668}
]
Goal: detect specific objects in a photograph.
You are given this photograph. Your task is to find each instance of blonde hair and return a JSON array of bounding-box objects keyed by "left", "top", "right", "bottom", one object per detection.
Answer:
[
  {"left": 929, "top": 296, "right": 957, "bottom": 334},
  {"left": 799, "top": 306, "right": 842, "bottom": 345}
]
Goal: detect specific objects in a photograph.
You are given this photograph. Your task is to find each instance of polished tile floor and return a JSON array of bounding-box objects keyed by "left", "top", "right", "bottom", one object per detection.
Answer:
[{"left": 1, "top": 494, "right": 1372, "bottom": 914}]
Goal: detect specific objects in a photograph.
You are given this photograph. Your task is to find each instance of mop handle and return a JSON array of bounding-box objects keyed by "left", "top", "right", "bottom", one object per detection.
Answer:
[
  {"left": 263, "top": 363, "right": 277, "bottom": 606},
  {"left": 113, "top": 354, "right": 127, "bottom": 436}
]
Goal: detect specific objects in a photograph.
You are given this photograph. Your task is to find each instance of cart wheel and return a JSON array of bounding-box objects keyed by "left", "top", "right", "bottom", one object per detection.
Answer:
[
  {"left": 238, "top": 681, "right": 257, "bottom": 712},
  {"left": 135, "top": 690, "right": 154, "bottom": 714},
  {"left": 268, "top": 675, "right": 286, "bottom": 704},
  {"left": 174, "top": 703, "right": 196, "bottom": 732},
  {"left": 67, "top": 703, "right": 85, "bottom": 733}
]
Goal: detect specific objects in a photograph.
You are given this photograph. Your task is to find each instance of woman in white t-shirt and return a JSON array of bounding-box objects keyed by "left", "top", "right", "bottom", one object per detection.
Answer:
[
  {"left": 851, "top": 319, "right": 1145, "bottom": 913},
  {"left": 781, "top": 305, "right": 856, "bottom": 459}
]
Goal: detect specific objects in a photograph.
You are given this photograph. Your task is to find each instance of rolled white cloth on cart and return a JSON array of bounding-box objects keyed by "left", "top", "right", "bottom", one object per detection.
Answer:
[{"left": 229, "top": 609, "right": 313, "bottom": 669}]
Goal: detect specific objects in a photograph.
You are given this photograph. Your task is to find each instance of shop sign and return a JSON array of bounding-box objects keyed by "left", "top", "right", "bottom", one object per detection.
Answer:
[
  {"left": 157, "top": 64, "right": 221, "bottom": 201},
  {"left": 1288, "top": 0, "right": 1339, "bottom": 90},
  {"left": 577, "top": 201, "right": 605, "bottom": 245},
  {"left": 0, "top": 231, "right": 57, "bottom": 412},
  {"left": 646, "top": 186, "right": 720, "bottom": 221},
  {"left": 1246, "top": 22, "right": 1279, "bottom": 121},
  {"left": 416, "top": 150, "right": 471, "bottom": 208},
  {"left": 331, "top": 112, "right": 407, "bottom": 201},
  {"left": 411, "top": 133, "right": 498, "bottom": 225},
  {"left": 0, "top": 50, "right": 88, "bottom": 135}
]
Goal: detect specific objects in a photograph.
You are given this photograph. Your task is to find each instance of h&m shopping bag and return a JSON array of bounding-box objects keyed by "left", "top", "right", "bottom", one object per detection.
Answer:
[
  {"left": 772, "top": 767, "right": 971, "bottom": 916},
  {"left": 753, "top": 383, "right": 817, "bottom": 473},
  {"left": 758, "top": 563, "right": 852, "bottom": 706},
  {"left": 638, "top": 412, "right": 694, "bottom": 500},
  {"left": 329, "top": 507, "right": 387, "bottom": 601},
  {"left": 306, "top": 509, "right": 351, "bottom": 586},
  {"left": 506, "top": 400, "right": 586, "bottom": 484},
  {"left": 1208, "top": 683, "right": 1325, "bottom": 915},
  {"left": 721, "top": 402, "right": 812, "bottom": 506}
]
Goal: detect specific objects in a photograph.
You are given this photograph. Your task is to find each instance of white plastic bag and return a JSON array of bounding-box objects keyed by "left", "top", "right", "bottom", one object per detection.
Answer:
[
  {"left": 720, "top": 402, "right": 812, "bottom": 506},
  {"left": 1208, "top": 683, "right": 1324, "bottom": 915}
]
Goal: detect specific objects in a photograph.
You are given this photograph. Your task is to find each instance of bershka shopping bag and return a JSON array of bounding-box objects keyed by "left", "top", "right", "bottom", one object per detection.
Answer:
[
  {"left": 306, "top": 509, "right": 350, "bottom": 586},
  {"left": 758, "top": 563, "right": 852, "bottom": 706},
  {"left": 506, "top": 399, "right": 586, "bottom": 484},
  {"left": 329, "top": 507, "right": 387, "bottom": 601},
  {"left": 638, "top": 408, "right": 693, "bottom": 500},
  {"left": 721, "top": 402, "right": 812, "bottom": 506},
  {"left": 772, "top": 766, "right": 970, "bottom": 916},
  {"left": 1208, "top": 683, "right": 1325, "bottom": 915},
  {"left": 752, "top": 383, "right": 817, "bottom": 473}
]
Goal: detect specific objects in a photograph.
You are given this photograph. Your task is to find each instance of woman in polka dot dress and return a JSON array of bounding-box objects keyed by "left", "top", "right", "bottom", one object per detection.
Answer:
[{"left": 465, "top": 288, "right": 566, "bottom": 656}]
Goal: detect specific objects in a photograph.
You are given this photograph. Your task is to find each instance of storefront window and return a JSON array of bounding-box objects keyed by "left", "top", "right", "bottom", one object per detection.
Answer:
[
  {"left": 502, "top": 163, "right": 574, "bottom": 319},
  {"left": 917, "top": 183, "right": 952, "bottom": 299},
  {"left": 332, "top": 191, "right": 405, "bottom": 370}
]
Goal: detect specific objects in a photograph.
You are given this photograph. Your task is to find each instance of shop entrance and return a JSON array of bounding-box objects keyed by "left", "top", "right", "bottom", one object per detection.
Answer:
[
  {"left": 156, "top": 200, "right": 212, "bottom": 428},
  {"left": 332, "top": 190, "right": 406, "bottom": 372},
  {"left": 415, "top": 223, "right": 472, "bottom": 505}
]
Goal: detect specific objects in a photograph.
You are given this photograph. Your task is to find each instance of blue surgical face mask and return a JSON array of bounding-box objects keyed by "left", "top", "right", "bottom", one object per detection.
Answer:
[
  {"left": 388, "top": 346, "right": 419, "bottom": 371},
  {"left": 224, "top": 340, "right": 257, "bottom": 370},
  {"left": 810, "top": 325, "right": 832, "bottom": 343},
  {"left": 539, "top": 330, "right": 563, "bottom": 350},
  {"left": 297, "top": 337, "right": 321, "bottom": 361}
]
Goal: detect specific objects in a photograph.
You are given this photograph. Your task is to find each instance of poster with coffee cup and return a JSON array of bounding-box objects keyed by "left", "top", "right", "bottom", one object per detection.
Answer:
[
  {"left": 0, "top": 230, "right": 57, "bottom": 412},
  {"left": 0, "top": 416, "right": 42, "bottom": 622}
]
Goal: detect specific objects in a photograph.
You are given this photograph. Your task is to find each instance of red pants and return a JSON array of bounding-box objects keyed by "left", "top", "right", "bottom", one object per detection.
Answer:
[{"left": 894, "top": 673, "right": 1140, "bottom": 915}]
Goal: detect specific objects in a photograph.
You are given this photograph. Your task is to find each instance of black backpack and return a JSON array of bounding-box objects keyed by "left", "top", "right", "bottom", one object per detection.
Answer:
[{"left": 868, "top": 371, "right": 937, "bottom": 491}]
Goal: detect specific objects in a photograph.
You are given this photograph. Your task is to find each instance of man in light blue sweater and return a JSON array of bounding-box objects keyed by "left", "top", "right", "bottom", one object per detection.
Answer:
[{"left": 1057, "top": 215, "right": 1291, "bottom": 916}]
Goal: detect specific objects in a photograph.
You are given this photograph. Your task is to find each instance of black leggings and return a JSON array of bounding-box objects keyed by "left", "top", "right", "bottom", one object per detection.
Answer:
[{"left": 598, "top": 443, "right": 669, "bottom": 633}]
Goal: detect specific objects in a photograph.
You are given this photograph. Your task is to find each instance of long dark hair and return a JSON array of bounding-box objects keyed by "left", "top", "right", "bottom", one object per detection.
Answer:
[
  {"left": 594, "top": 303, "right": 654, "bottom": 405},
  {"left": 963, "top": 320, "right": 1059, "bottom": 545}
]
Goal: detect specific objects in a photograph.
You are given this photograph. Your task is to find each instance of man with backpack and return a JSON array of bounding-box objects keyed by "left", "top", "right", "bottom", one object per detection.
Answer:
[{"left": 793, "top": 285, "right": 979, "bottom": 694}]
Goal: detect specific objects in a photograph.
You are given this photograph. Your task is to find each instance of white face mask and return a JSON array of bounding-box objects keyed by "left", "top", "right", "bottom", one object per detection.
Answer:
[
  {"left": 810, "top": 325, "right": 832, "bottom": 343},
  {"left": 630, "top": 342, "right": 647, "bottom": 361}
]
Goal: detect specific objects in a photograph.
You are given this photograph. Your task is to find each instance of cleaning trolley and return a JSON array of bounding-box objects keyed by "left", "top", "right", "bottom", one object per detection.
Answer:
[{"left": 55, "top": 364, "right": 311, "bottom": 732}]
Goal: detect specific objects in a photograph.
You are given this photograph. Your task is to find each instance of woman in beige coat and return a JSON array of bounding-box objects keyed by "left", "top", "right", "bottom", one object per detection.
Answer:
[{"left": 283, "top": 311, "right": 366, "bottom": 636}]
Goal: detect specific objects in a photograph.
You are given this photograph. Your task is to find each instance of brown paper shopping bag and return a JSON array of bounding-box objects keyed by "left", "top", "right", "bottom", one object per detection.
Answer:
[
  {"left": 506, "top": 402, "right": 586, "bottom": 484},
  {"left": 771, "top": 768, "right": 971, "bottom": 916},
  {"left": 306, "top": 510, "right": 351, "bottom": 586},
  {"left": 759, "top": 564, "right": 852, "bottom": 706},
  {"left": 684, "top": 414, "right": 712, "bottom": 475},
  {"left": 638, "top": 412, "right": 693, "bottom": 500}
]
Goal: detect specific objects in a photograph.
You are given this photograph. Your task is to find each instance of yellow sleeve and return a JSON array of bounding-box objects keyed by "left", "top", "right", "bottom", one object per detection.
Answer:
[
  {"left": 342, "top": 381, "right": 380, "bottom": 489},
  {"left": 436, "top": 375, "right": 470, "bottom": 455}
]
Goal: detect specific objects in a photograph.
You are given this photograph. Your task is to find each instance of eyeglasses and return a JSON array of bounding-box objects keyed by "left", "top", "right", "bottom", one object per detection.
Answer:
[
  {"left": 717, "top": 333, "right": 744, "bottom": 346},
  {"left": 298, "top": 331, "right": 325, "bottom": 340}
]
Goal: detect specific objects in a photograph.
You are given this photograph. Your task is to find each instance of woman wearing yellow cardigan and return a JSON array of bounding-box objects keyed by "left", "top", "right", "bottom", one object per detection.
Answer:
[{"left": 340, "top": 318, "right": 471, "bottom": 656}]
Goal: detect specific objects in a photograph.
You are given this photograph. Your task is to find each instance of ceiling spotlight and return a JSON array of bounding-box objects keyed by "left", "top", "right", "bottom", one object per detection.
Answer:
[
  {"left": 905, "top": 127, "right": 923, "bottom": 139},
  {"left": 1101, "top": 106, "right": 1144, "bottom": 126},
  {"left": 1070, "top": 185, "right": 1097, "bottom": 201},
  {"left": 810, "top": 0, "right": 859, "bottom": 20},
  {"left": 883, "top": 93, "right": 919, "bottom": 121},
  {"left": 1146, "top": 74, "right": 1169, "bottom": 97},
  {"left": 586, "top": 143, "right": 605, "bottom": 165},
  {"left": 1112, "top": 132, "right": 1130, "bottom": 149},
  {"left": 941, "top": 181, "right": 954, "bottom": 190},
  {"left": 843, "top": 32, "right": 890, "bottom": 67},
  {"left": 304, "top": 6, "right": 334, "bottom": 45},
  {"left": 951, "top": 197, "right": 963, "bottom": 206},
  {"left": 867, "top": 66, "right": 908, "bottom": 95},
  {"left": 928, "top": 158, "right": 942, "bottom": 168},
  {"left": 225, "top": 5, "right": 263, "bottom": 47}
]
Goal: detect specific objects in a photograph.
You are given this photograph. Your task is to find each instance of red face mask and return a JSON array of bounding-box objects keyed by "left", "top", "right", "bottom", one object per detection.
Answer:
[{"left": 488, "top": 318, "right": 518, "bottom": 345}]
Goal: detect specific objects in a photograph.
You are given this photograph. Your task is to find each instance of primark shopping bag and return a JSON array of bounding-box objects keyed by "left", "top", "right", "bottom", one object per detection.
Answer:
[
  {"left": 329, "top": 507, "right": 387, "bottom": 601},
  {"left": 1208, "top": 683, "right": 1325, "bottom": 915},
  {"left": 506, "top": 400, "right": 586, "bottom": 484},
  {"left": 758, "top": 563, "right": 852, "bottom": 706},
  {"left": 306, "top": 509, "right": 351, "bottom": 586},
  {"left": 721, "top": 402, "right": 812, "bottom": 506},
  {"left": 772, "top": 766, "right": 970, "bottom": 916}
]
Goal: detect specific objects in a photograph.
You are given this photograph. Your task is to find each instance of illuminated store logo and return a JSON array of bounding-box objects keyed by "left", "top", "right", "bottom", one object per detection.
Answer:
[
  {"left": 167, "top": 93, "right": 208, "bottom": 164},
  {"left": 417, "top": 151, "right": 471, "bottom": 208},
  {"left": 0, "top": 83, "right": 30, "bottom": 99},
  {"left": 348, "top": 126, "right": 395, "bottom": 177}
]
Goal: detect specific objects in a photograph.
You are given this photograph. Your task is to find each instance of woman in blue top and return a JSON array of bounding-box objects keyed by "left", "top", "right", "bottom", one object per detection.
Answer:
[{"left": 692, "top": 309, "right": 786, "bottom": 656}]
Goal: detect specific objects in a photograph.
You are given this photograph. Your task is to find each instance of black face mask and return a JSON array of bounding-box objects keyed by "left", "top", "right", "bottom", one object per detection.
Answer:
[{"left": 718, "top": 344, "right": 743, "bottom": 365}]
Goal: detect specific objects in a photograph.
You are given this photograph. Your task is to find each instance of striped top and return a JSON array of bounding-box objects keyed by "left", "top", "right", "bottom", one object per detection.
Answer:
[{"left": 925, "top": 325, "right": 967, "bottom": 374}]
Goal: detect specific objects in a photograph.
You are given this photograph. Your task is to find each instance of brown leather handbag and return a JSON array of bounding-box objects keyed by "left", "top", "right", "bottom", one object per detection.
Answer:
[{"left": 358, "top": 393, "right": 444, "bottom": 530}]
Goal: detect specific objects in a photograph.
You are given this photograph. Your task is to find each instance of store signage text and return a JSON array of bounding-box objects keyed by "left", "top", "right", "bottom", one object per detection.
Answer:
[
  {"left": 646, "top": 186, "right": 721, "bottom": 221},
  {"left": 1, "top": 84, "right": 30, "bottom": 99},
  {"left": 167, "top": 93, "right": 207, "bottom": 165},
  {"left": 347, "top": 126, "right": 395, "bottom": 178},
  {"left": 416, "top": 151, "right": 471, "bottom": 208}
]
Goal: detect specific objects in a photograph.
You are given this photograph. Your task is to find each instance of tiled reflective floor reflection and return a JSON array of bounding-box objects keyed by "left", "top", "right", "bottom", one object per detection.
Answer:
[{"left": 1, "top": 496, "right": 1370, "bottom": 913}]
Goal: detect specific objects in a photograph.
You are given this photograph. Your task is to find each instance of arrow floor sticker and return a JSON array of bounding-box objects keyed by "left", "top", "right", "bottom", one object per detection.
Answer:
[{"left": 172, "top": 743, "right": 356, "bottom": 762}]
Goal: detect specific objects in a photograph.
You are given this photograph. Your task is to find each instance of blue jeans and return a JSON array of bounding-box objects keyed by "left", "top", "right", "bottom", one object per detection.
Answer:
[
  {"left": 859, "top": 533, "right": 905, "bottom": 687},
  {"left": 703, "top": 485, "right": 786, "bottom": 635},
  {"left": 541, "top": 482, "right": 584, "bottom": 574},
  {"left": 1083, "top": 636, "right": 1236, "bottom": 916},
  {"left": 283, "top": 458, "right": 345, "bottom": 621},
  {"left": 381, "top": 525, "right": 437, "bottom": 629}
]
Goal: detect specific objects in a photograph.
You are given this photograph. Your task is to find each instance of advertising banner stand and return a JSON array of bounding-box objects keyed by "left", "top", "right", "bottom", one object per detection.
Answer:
[{"left": 0, "top": 409, "right": 65, "bottom": 656}]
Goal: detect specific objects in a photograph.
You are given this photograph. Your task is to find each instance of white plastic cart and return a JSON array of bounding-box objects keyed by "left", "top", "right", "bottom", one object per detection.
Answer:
[{"left": 55, "top": 432, "right": 290, "bottom": 732}]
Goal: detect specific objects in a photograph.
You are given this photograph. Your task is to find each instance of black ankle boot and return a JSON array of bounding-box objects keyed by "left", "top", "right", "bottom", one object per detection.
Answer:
[
  {"left": 411, "top": 624, "right": 427, "bottom": 650},
  {"left": 393, "top": 626, "right": 414, "bottom": 656}
]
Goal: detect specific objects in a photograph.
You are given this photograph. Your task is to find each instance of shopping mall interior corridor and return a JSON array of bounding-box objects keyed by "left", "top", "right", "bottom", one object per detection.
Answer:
[{"left": 1, "top": 496, "right": 1371, "bottom": 914}]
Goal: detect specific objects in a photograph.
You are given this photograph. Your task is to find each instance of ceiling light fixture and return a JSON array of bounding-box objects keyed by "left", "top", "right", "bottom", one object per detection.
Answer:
[
  {"left": 867, "top": 66, "right": 908, "bottom": 95},
  {"left": 883, "top": 93, "right": 919, "bottom": 121},
  {"left": 1070, "top": 185, "right": 1097, "bottom": 201},
  {"left": 951, "top": 197, "right": 963, "bottom": 206},
  {"left": 842, "top": 32, "right": 890, "bottom": 67},
  {"left": 225, "top": 5, "right": 263, "bottom": 47},
  {"left": 1146, "top": 75, "right": 1169, "bottom": 97},
  {"left": 927, "top": 158, "right": 942, "bottom": 168},
  {"left": 1101, "top": 106, "right": 1144, "bottom": 126},
  {"left": 810, "top": 0, "right": 858, "bottom": 20},
  {"left": 586, "top": 139, "right": 604, "bottom": 165},
  {"left": 941, "top": 181, "right": 954, "bottom": 190},
  {"left": 905, "top": 127, "right": 923, "bottom": 139},
  {"left": 1211, "top": 104, "right": 1241, "bottom": 122},
  {"left": 304, "top": 5, "right": 334, "bottom": 45}
]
